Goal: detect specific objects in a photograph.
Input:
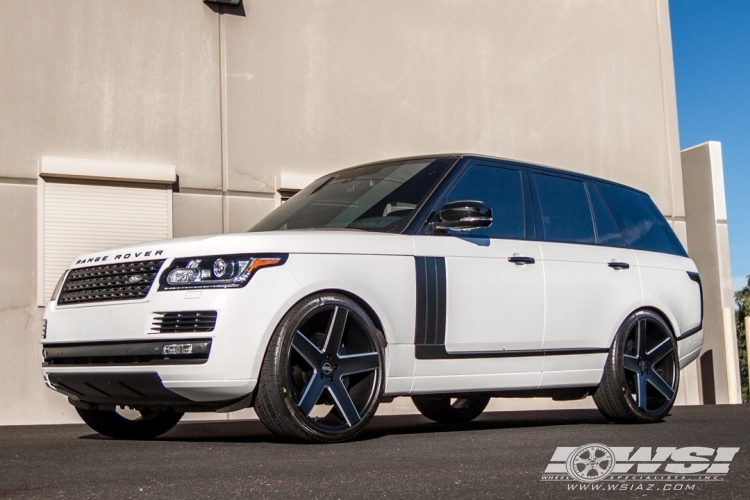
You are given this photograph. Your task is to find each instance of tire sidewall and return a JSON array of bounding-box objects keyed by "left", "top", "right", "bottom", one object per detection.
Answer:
[
  {"left": 612, "top": 310, "right": 680, "bottom": 421},
  {"left": 269, "top": 293, "right": 385, "bottom": 441}
]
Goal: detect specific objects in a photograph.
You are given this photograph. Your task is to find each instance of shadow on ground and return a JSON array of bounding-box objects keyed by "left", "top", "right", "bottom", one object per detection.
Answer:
[{"left": 78, "top": 408, "right": 613, "bottom": 444}]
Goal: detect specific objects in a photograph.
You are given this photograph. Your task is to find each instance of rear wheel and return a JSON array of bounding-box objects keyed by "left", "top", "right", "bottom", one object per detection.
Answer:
[
  {"left": 412, "top": 394, "right": 491, "bottom": 423},
  {"left": 593, "top": 310, "right": 679, "bottom": 423},
  {"left": 255, "top": 293, "right": 385, "bottom": 443},
  {"left": 75, "top": 407, "right": 183, "bottom": 439}
]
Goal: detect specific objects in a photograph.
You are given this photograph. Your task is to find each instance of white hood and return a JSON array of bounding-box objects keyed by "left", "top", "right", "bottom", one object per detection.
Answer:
[{"left": 68, "top": 230, "right": 415, "bottom": 269}]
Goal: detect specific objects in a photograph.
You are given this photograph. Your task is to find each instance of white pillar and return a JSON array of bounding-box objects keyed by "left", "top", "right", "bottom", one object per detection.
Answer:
[{"left": 682, "top": 142, "right": 738, "bottom": 404}]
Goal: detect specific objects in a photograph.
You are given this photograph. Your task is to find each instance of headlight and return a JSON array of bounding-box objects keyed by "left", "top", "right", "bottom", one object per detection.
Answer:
[{"left": 159, "top": 254, "right": 287, "bottom": 290}]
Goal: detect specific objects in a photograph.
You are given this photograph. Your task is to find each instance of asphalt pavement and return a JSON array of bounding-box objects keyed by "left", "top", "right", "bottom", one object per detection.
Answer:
[{"left": 1, "top": 405, "right": 748, "bottom": 499}]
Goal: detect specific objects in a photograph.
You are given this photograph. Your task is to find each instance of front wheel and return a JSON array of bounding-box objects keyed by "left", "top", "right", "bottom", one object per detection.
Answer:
[
  {"left": 255, "top": 293, "right": 385, "bottom": 443},
  {"left": 593, "top": 310, "right": 679, "bottom": 423},
  {"left": 76, "top": 407, "right": 183, "bottom": 439},
  {"left": 412, "top": 394, "right": 491, "bottom": 423}
]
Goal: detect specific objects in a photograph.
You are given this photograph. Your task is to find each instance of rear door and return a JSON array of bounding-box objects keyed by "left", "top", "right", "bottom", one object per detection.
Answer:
[
  {"left": 594, "top": 182, "right": 700, "bottom": 340},
  {"left": 530, "top": 172, "right": 642, "bottom": 354}
]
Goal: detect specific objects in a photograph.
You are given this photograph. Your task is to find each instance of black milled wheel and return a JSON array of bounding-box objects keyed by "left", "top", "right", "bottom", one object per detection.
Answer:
[
  {"left": 412, "top": 394, "right": 491, "bottom": 423},
  {"left": 593, "top": 310, "right": 679, "bottom": 423},
  {"left": 255, "top": 293, "right": 385, "bottom": 443},
  {"left": 75, "top": 407, "right": 183, "bottom": 439}
]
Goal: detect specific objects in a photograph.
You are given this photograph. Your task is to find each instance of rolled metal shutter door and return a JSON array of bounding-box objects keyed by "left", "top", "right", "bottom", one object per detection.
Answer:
[{"left": 42, "top": 180, "right": 172, "bottom": 302}]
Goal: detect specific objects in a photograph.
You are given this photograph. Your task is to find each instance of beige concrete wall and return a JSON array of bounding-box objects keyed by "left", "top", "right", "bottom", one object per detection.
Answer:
[
  {"left": 0, "top": 0, "right": 223, "bottom": 425},
  {"left": 0, "top": 182, "right": 76, "bottom": 424},
  {"left": 0, "top": 0, "right": 222, "bottom": 187},
  {"left": 0, "top": 0, "right": 690, "bottom": 425},
  {"left": 222, "top": 0, "right": 684, "bottom": 219},
  {"left": 681, "top": 142, "right": 741, "bottom": 404}
]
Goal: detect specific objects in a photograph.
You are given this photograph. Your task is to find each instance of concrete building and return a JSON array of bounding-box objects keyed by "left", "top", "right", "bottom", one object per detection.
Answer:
[{"left": 0, "top": 0, "right": 738, "bottom": 425}]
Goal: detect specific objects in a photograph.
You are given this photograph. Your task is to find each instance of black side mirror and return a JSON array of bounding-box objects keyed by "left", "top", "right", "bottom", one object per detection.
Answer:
[{"left": 433, "top": 200, "right": 493, "bottom": 232}]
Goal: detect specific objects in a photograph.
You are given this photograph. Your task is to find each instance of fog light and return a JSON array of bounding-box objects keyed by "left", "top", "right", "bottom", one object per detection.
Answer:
[{"left": 162, "top": 343, "right": 193, "bottom": 355}]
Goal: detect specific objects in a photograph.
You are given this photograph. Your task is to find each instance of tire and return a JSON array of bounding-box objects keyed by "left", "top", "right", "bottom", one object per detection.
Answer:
[
  {"left": 255, "top": 293, "right": 385, "bottom": 443},
  {"left": 412, "top": 394, "right": 491, "bottom": 423},
  {"left": 593, "top": 310, "right": 680, "bottom": 423},
  {"left": 75, "top": 407, "right": 183, "bottom": 439}
]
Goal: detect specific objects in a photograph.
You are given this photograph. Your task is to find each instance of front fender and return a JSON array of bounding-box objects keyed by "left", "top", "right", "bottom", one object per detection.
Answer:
[{"left": 247, "top": 253, "right": 417, "bottom": 385}]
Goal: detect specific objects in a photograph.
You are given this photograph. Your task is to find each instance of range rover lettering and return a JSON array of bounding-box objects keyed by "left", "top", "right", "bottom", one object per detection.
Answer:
[{"left": 41, "top": 154, "right": 703, "bottom": 442}]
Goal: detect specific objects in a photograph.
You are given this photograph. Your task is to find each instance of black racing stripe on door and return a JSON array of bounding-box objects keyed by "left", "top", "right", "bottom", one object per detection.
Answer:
[
  {"left": 414, "top": 257, "right": 446, "bottom": 346},
  {"left": 413, "top": 256, "right": 609, "bottom": 360}
]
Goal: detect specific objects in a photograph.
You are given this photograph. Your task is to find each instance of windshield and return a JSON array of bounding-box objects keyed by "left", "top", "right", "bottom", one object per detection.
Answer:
[{"left": 250, "top": 158, "right": 452, "bottom": 233}]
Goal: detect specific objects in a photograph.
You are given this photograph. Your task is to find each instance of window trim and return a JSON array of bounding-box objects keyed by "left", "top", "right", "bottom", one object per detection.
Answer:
[{"left": 39, "top": 157, "right": 176, "bottom": 185}]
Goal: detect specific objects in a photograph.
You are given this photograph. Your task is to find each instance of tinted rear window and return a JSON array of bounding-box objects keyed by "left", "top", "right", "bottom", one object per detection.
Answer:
[
  {"left": 533, "top": 173, "right": 595, "bottom": 244},
  {"left": 588, "top": 182, "right": 627, "bottom": 247},
  {"left": 595, "top": 182, "right": 687, "bottom": 256}
]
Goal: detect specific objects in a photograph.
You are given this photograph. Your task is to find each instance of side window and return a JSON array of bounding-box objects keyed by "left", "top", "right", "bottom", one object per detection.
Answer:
[
  {"left": 441, "top": 164, "right": 525, "bottom": 239},
  {"left": 533, "top": 173, "right": 595, "bottom": 244},
  {"left": 595, "top": 182, "right": 687, "bottom": 256},
  {"left": 587, "top": 182, "right": 626, "bottom": 247}
]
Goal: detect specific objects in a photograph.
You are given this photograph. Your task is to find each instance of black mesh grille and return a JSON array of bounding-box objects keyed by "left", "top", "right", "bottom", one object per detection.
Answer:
[
  {"left": 58, "top": 260, "right": 165, "bottom": 305},
  {"left": 152, "top": 311, "right": 218, "bottom": 333}
]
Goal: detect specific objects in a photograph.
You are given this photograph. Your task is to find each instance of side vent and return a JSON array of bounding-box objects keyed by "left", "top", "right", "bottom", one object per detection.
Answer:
[{"left": 152, "top": 311, "right": 218, "bottom": 333}]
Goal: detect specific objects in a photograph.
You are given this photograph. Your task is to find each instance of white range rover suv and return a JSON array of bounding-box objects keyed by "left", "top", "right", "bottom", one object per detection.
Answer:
[{"left": 42, "top": 154, "right": 703, "bottom": 442}]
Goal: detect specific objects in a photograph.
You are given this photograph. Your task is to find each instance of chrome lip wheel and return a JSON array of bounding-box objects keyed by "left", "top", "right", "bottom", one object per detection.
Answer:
[
  {"left": 288, "top": 305, "right": 381, "bottom": 431},
  {"left": 566, "top": 444, "right": 616, "bottom": 482},
  {"left": 622, "top": 317, "right": 678, "bottom": 415}
]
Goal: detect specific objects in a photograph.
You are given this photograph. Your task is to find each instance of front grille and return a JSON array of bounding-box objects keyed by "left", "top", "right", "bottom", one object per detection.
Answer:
[
  {"left": 151, "top": 311, "right": 218, "bottom": 333},
  {"left": 58, "top": 260, "right": 165, "bottom": 305}
]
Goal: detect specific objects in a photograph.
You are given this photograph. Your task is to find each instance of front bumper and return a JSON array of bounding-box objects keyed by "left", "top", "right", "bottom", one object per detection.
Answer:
[
  {"left": 41, "top": 263, "right": 301, "bottom": 404},
  {"left": 43, "top": 338, "right": 212, "bottom": 366},
  {"left": 44, "top": 371, "right": 254, "bottom": 412}
]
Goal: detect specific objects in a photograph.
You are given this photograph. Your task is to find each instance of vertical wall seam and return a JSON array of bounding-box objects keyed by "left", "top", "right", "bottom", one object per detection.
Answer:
[
  {"left": 219, "top": 14, "right": 229, "bottom": 234},
  {"left": 219, "top": 12, "right": 231, "bottom": 420},
  {"left": 36, "top": 167, "right": 45, "bottom": 307}
]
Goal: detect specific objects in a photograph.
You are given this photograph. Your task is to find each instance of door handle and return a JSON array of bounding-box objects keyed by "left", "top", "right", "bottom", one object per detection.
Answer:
[
  {"left": 508, "top": 256, "right": 536, "bottom": 264},
  {"left": 608, "top": 261, "right": 630, "bottom": 270}
]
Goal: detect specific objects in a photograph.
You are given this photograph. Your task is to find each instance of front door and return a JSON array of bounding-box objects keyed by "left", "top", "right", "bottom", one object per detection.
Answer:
[{"left": 411, "top": 161, "right": 545, "bottom": 393}]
